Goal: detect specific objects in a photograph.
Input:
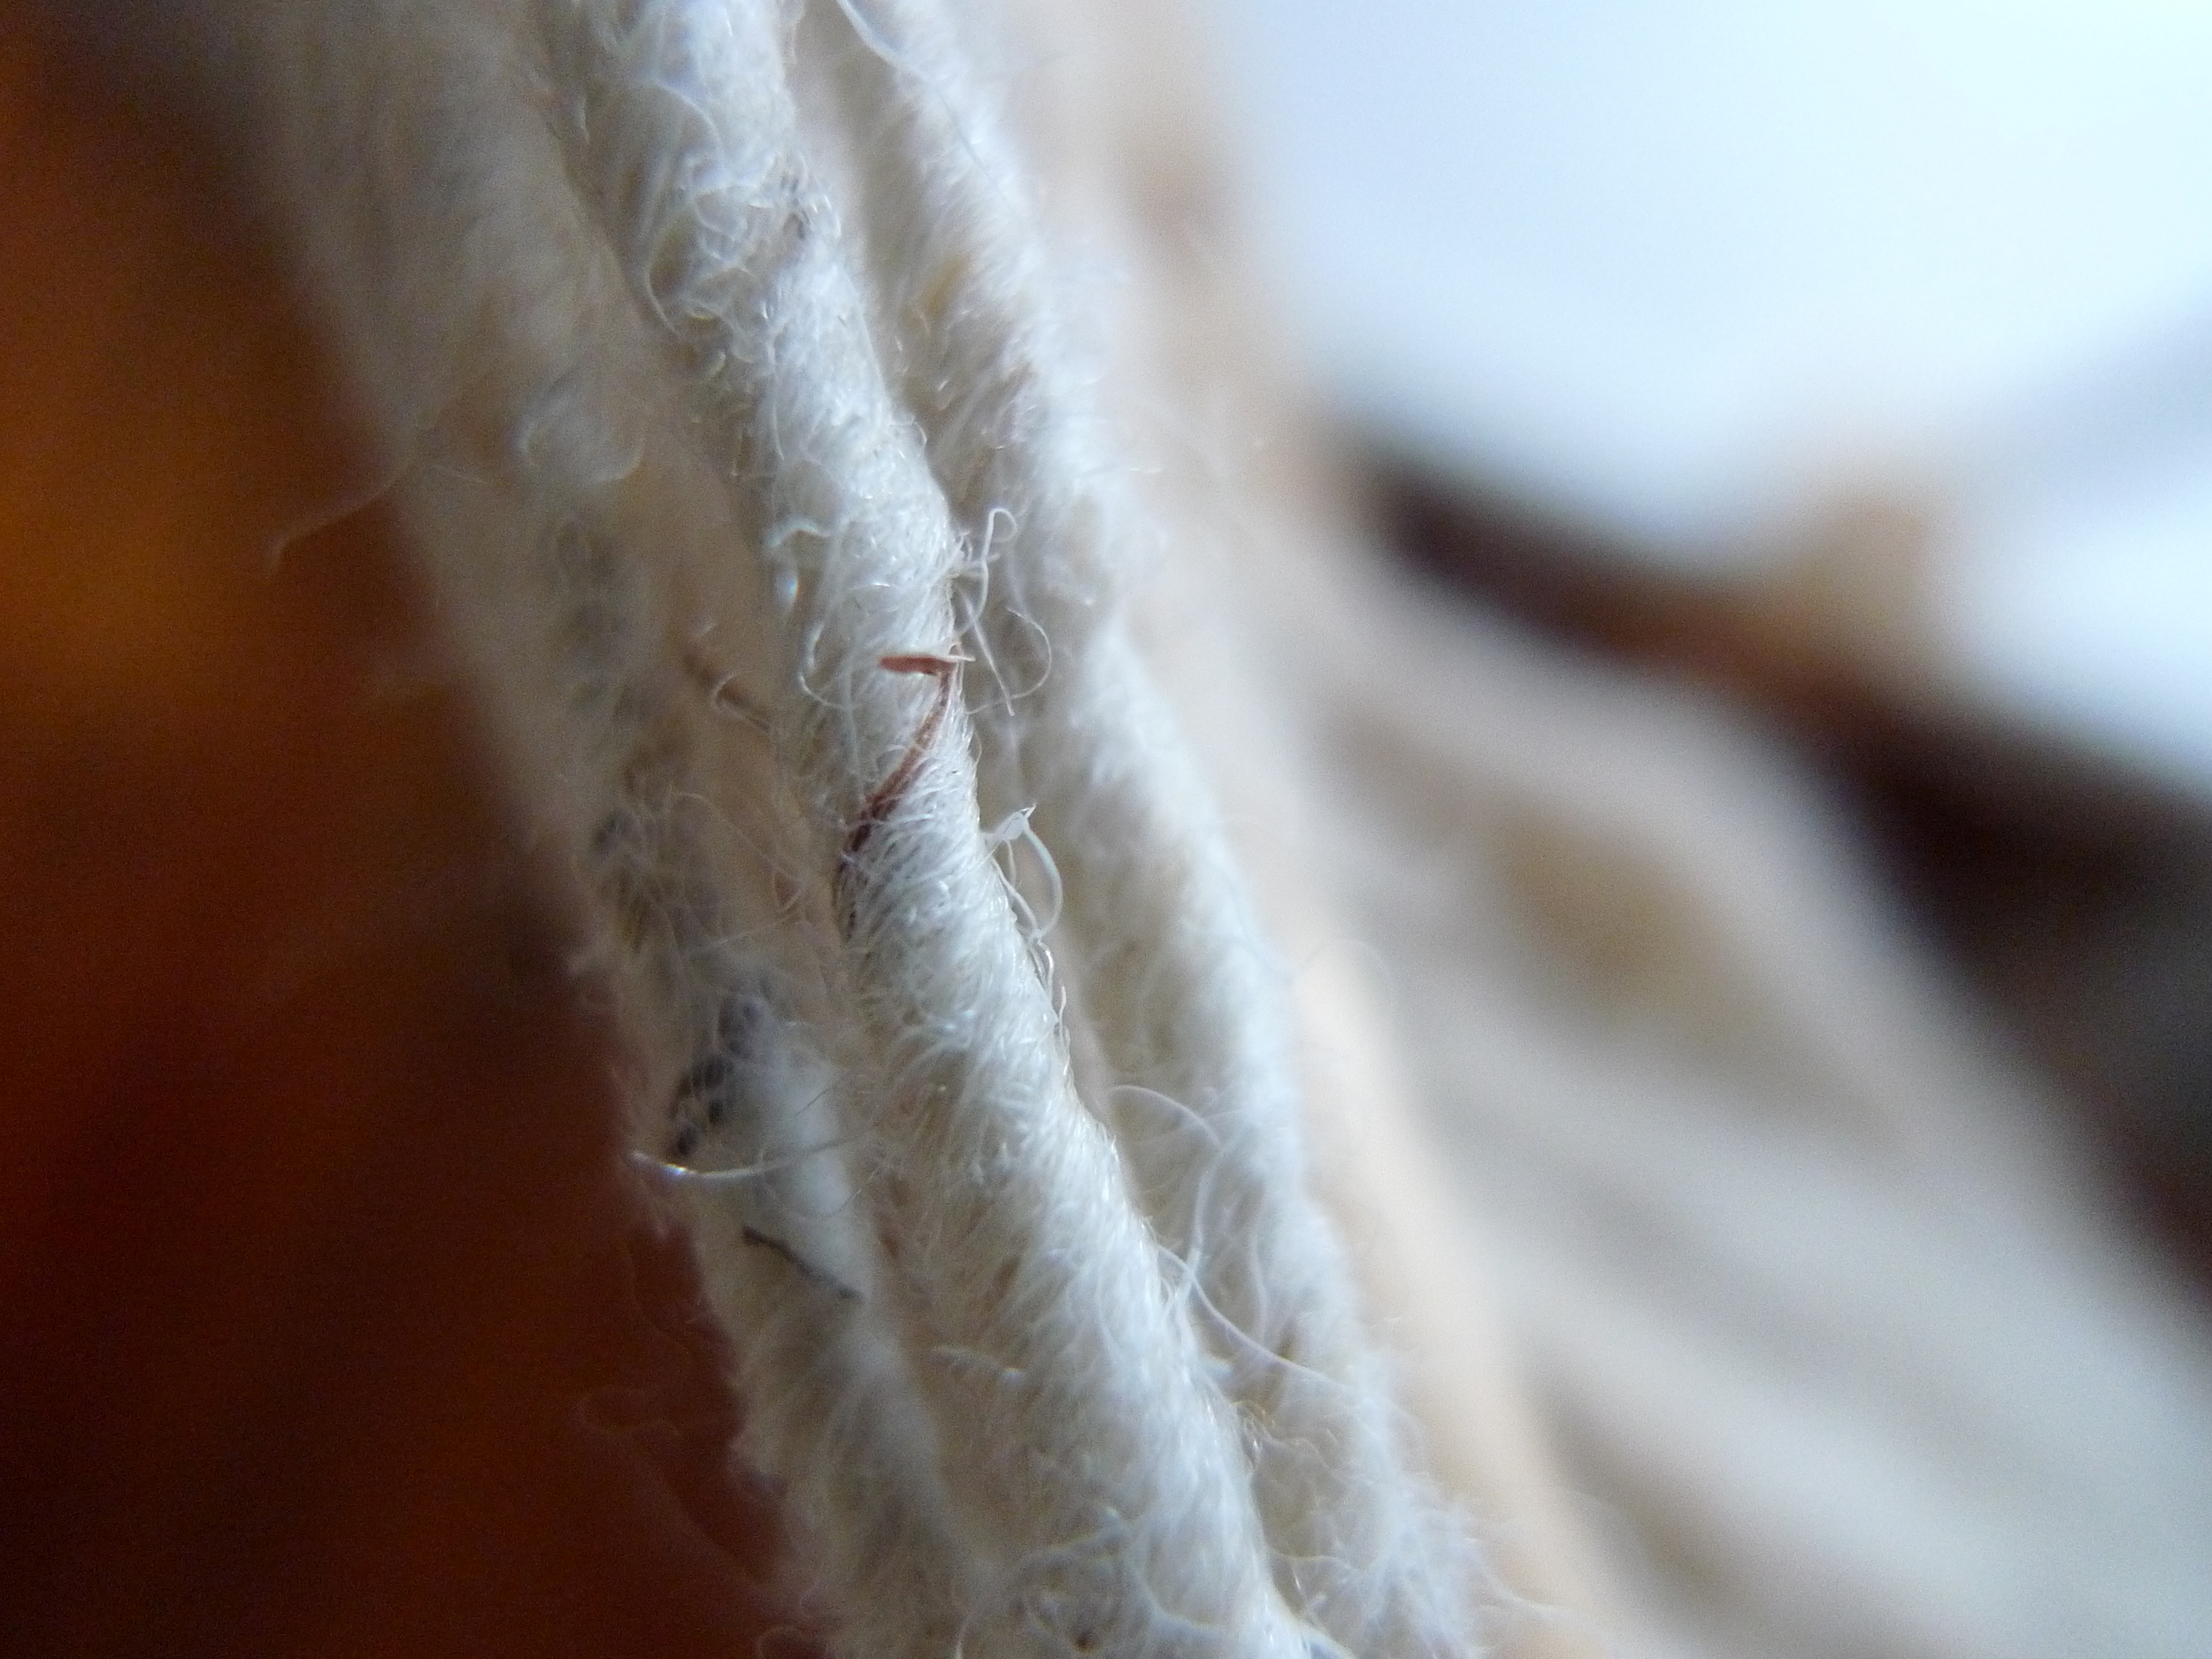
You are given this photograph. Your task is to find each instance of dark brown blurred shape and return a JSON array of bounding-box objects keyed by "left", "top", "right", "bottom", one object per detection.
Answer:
[
  {"left": 0, "top": 14, "right": 803, "bottom": 1655},
  {"left": 1371, "top": 455, "right": 2212, "bottom": 1287}
]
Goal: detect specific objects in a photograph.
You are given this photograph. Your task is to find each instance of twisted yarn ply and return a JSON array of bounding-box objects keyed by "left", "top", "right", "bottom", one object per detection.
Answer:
[{"left": 196, "top": 2, "right": 1492, "bottom": 1655}]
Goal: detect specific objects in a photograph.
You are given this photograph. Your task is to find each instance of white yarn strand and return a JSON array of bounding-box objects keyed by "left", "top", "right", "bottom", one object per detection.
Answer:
[
  {"left": 227, "top": 6, "right": 984, "bottom": 1647},
  {"left": 536, "top": 4, "right": 1324, "bottom": 1657},
  {"left": 812, "top": 4, "right": 1482, "bottom": 1652}
]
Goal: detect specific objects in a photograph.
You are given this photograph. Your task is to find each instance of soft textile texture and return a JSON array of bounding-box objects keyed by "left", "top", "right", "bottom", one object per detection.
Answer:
[
  {"left": 160, "top": 2, "right": 1502, "bottom": 1657},
  {"left": 96, "top": 1, "right": 2212, "bottom": 1656}
]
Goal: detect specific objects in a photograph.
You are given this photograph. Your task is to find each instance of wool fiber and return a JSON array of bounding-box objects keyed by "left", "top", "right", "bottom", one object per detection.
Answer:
[{"left": 184, "top": 2, "right": 1494, "bottom": 1657}]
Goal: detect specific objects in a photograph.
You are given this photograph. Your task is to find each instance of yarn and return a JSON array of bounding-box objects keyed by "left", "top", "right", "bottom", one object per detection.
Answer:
[
  {"left": 169, "top": 0, "right": 1493, "bottom": 1653},
  {"left": 534, "top": 6, "right": 1330, "bottom": 1656},
  {"left": 155, "top": 1, "right": 2212, "bottom": 1653},
  {"left": 808, "top": 6, "right": 1478, "bottom": 1651}
]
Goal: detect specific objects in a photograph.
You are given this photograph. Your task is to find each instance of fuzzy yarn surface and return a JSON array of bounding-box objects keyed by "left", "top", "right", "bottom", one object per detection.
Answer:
[{"left": 151, "top": 2, "right": 1502, "bottom": 1656}]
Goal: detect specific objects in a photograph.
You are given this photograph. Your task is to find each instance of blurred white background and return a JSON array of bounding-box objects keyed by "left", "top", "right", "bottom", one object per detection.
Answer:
[{"left": 1210, "top": 0, "right": 2212, "bottom": 784}]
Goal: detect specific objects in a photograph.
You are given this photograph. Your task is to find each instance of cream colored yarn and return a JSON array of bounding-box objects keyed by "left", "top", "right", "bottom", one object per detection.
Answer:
[
  {"left": 165, "top": 1, "right": 1497, "bottom": 1656},
  {"left": 96, "top": 2, "right": 2212, "bottom": 1655}
]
